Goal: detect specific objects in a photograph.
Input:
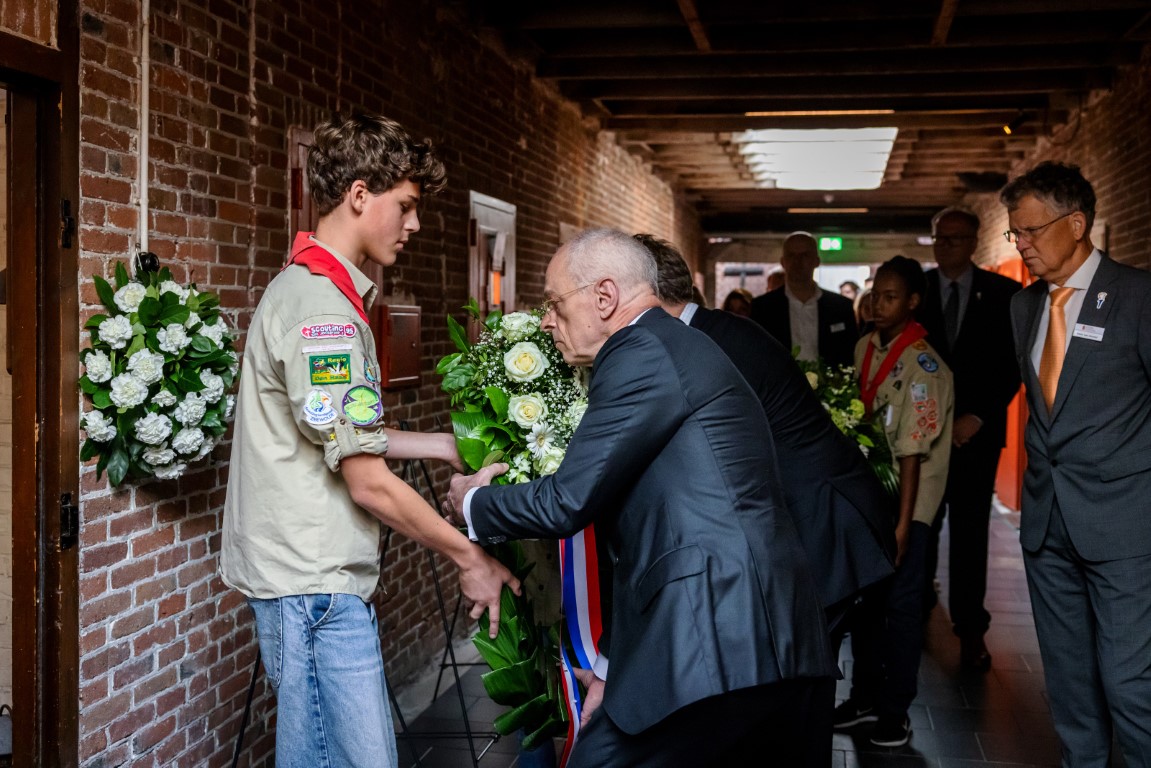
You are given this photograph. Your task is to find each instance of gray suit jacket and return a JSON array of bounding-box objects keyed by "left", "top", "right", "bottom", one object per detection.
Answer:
[
  {"left": 470, "top": 309, "right": 834, "bottom": 734},
  {"left": 1010, "top": 254, "right": 1151, "bottom": 559}
]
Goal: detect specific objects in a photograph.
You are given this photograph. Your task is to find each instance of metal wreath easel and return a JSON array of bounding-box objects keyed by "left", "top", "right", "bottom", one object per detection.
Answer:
[{"left": 231, "top": 421, "right": 499, "bottom": 768}]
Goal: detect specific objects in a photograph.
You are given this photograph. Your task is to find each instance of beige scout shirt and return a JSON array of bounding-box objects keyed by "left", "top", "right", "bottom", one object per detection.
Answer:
[
  {"left": 222, "top": 241, "right": 392, "bottom": 601},
  {"left": 855, "top": 332, "right": 955, "bottom": 526}
]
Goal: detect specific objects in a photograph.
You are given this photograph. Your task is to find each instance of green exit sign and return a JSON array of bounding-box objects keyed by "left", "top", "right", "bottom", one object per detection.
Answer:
[{"left": 819, "top": 237, "right": 843, "bottom": 251}]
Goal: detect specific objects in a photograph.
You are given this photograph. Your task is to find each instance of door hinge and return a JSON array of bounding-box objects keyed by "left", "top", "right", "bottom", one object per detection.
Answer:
[
  {"left": 60, "top": 198, "right": 76, "bottom": 250},
  {"left": 60, "top": 493, "right": 79, "bottom": 550}
]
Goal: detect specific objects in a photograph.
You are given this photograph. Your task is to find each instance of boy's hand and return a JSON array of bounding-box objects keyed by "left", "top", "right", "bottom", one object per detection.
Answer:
[{"left": 458, "top": 545, "right": 521, "bottom": 639}]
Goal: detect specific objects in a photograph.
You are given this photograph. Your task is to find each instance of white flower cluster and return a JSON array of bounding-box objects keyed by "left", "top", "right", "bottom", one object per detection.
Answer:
[{"left": 157, "top": 323, "right": 192, "bottom": 354}]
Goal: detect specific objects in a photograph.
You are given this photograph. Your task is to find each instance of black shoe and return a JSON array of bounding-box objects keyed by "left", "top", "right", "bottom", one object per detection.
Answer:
[
  {"left": 832, "top": 698, "right": 877, "bottom": 729},
  {"left": 868, "top": 714, "right": 911, "bottom": 747},
  {"left": 961, "top": 637, "right": 992, "bottom": 672}
]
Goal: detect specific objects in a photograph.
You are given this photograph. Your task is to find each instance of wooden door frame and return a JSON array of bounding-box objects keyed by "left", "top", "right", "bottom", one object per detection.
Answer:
[{"left": 1, "top": 0, "right": 81, "bottom": 762}]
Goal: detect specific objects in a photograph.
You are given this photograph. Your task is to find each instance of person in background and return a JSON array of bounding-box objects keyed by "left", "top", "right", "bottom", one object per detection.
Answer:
[
  {"left": 834, "top": 256, "right": 954, "bottom": 748},
  {"left": 1003, "top": 161, "right": 1151, "bottom": 765},
  {"left": 721, "top": 287, "right": 754, "bottom": 317},
  {"left": 840, "top": 280, "right": 861, "bottom": 301},
  {"left": 750, "top": 232, "right": 858, "bottom": 367},
  {"left": 767, "top": 268, "right": 786, "bottom": 292},
  {"left": 917, "top": 206, "right": 1021, "bottom": 671},
  {"left": 855, "top": 287, "right": 875, "bottom": 337},
  {"left": 221, "top": 114, "right": 518, "bottom": 768}
]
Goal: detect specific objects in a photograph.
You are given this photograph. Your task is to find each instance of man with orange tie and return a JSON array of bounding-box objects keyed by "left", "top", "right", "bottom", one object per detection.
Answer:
[{"left": 1003, "top": 161, "right": 1151, "bottom": 767}]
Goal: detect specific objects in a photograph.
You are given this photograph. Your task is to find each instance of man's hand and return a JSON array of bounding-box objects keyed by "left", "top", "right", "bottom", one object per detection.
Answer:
[
  {"left": 458, "top": 544, "right": 521, "bottom": 639},
  {"left": 442, "top": 463, "right": 509, "bottom": 526},
  {"left": 572, "top": 667, "right": 606, "bottom": 728},
  {"left": 952, "top": 414, "right": 983, "bottom": 447}
]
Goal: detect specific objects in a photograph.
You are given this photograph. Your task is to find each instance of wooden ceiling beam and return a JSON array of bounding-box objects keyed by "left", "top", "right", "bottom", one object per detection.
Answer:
[{"left": 676, "top": 0, "right": 711, "bottom": 52}]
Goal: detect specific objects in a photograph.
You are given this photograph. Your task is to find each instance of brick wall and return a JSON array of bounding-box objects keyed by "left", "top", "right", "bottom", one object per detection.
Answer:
[{"left": 75, "top": 1, "right": 699, "bottom": 766}]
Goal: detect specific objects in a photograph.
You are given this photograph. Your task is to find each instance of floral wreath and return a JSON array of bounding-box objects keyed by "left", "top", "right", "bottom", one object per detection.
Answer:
[{"left": 79, "top": 262, "right": 239, "bottom": 485}]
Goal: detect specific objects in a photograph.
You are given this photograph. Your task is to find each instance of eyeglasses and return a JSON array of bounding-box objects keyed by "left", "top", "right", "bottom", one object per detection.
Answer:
[
  {"left": 1003, "top": 212, "right": 1073, "bottom": 244},
  {"left": 931, "top": 235, "right": 976, "bottom": 247},
  {"left": 540, "top": 281, "right": 597, "bottom": 316}
]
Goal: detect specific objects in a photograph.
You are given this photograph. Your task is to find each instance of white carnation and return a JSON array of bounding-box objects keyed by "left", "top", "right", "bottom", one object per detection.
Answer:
[
  {"left": 527, "top": 421, "right": 556, "bottom": 459},
  {"left": 184, "top": 311, "right": 201, "bottom": 329},
  {"left": 97, "top": 315, "right": 134, "bottom": 349},
  {"left": 504, "top": 342, "right": 549, "bottom": 383},
  {"left": 174, "top": 393, "right": 207, "bottom": 426},
  {"left": 159, "top": 280, "right": 189, "bottom": 301},
  {"left": 508, "top": 393, "right": 547, "bottom": 429},
  {"left": 83, "top": 411, "right": 117, "bottom": 442},
  {"left": 84, "top": 350, "right": 113, "bottom": 383},
  {"left": 171, "top": 427, "right": 205, "bottom": 455},
  {"left": 142, "top": 445, "right": 176, "bottom": 465},
  {"left": 127, "top": 349, "right": 165, "bottom": 385},
  {"left": 134, "top": 412, "right": 173, "bottom": 445},
  {"left": 200, "top": 317, "right": 227, "bottom": 347},
  {"left": 109, "top": 373, "right": 149, "bottom": 408},
  {"left": 193, "top": 436, "right": 217, "bottom": 461},
  {"left": 152, "top": 461, "right": 186, "bottom": 480},
  {"left": 157, "top": 323, "right": 192, "bottom": 354},
  {"left": 113, "top": 282, "right": 147, "bottom": 313},
  {"left": 500, "top": 312, "right": 539, "bottom": 341},
  {"left": 199, "top": 370, "right": 225, "bottom": 403},
  {"left": 152, "top": 389, "right": 178, "bottom": 408},
  {"left": 224, "top": 394, "right": 236, "bottom": 420}
]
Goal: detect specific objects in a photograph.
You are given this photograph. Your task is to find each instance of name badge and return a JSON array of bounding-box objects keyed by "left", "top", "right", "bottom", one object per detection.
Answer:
[
  {"left": 1072, "top": 323, "right": 1105, "bottom": 342},
  {"left": 830, "top": 322, "right": 846, "bottom": 333}
]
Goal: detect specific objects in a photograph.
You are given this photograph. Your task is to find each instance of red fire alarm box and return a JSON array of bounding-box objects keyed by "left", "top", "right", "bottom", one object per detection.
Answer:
[{"left": 373, "top": 304, "right": 422, "bottom": 390}]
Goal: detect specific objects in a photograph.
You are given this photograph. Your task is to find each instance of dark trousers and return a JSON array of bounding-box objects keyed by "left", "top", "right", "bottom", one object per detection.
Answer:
[
  {"left": 569, "top": 677, "right": 833, "bottom": 768},
  {"left": 924, "top": 439, "right": 1000, "bottom": 638},
  {"left": 849, "top": 520, "right": 930, "bottom": 717}
]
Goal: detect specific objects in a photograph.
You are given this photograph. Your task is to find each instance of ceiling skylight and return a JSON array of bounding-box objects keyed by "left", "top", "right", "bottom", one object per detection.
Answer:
[{"left": 733, "top": 128, "right": 898, "bottom": 190}]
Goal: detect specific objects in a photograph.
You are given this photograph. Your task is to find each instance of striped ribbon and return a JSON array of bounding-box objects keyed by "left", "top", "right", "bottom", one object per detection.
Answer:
[{"left": 557, "top": 524, "right": 603, "bottom": 766}]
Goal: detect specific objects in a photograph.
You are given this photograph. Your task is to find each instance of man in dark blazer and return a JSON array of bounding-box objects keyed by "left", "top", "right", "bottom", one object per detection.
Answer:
[
  {"left": 917, "top": 207, "right": 1021, "bottom": 671},
  {"left": 446, "top": 229, "right": 835, "bottom": 767},
  {"left": 750, "top": 231, "right": 858, "bottom": 368},
  {"left": 1003, "top": 162, "right": 1151, "bottom": 765}
]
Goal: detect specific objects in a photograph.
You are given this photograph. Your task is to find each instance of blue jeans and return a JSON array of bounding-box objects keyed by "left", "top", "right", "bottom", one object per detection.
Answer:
[{"left": 248, "top": 594, "right": 398, "bottom": 768}]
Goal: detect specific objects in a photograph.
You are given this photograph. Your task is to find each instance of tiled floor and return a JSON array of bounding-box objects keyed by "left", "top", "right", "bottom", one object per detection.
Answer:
[{"left": 393, "top": 505, "right": 1113, "bottom": 767}]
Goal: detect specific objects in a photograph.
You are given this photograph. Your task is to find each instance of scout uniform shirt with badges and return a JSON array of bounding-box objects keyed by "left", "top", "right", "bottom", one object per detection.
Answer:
[
  {"left": 222, "top": 233, "right": 391, "bottom": 602},
  {"left": 855, "top": 323, "right": 955, "bottom": 526}
]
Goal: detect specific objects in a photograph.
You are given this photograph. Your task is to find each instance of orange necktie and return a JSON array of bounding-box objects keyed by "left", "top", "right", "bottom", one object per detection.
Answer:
[{"left": 1039, "top": 287, "right": 1076, "bottom": 412}]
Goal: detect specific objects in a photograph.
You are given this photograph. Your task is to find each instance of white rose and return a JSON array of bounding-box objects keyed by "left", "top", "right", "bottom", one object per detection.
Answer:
[
  {"left": 97, "top": 315, "right": 134, "bottom": 349},
  {"left": 508, "top": 393, "right": 548, "bottom": 429},
  {"left": 142, "top": 445, "right": 176, "bottom": 466},
  {"left": 83, "top": 411, "right": 117, "bottom": 442},
  {"left": 152, "top": 461, "right": 186, "bottom": 480},
  {"left": 200, "top": 318, "right": 227, "bottom": 347},
  {"left": 152, "top": 389, "right": 178, "bottom": 408},
  {"left": 157, "top": 323, "right": 191, "bottom": 354},
  {"left": 84, "top": 350, "right": 113, "bottom": 383},
  {"left": 500, "top": 312, "right": 538, "bottom": 341},
  {"left": 159, "top": 280, "right": 189, "bottom": 301},
  {"left": 184, "top": 311, "right": 201, "bottom": 329},
  {"left": 127, "top": 349, "right": 165, "bottom": 385},
  {"left": 224, "top": 394, "right": 236, "bottom": 420},
  {"left": 171, "top": 427, "right": 205, "bottom": 455},
  {"left": 113, "top": 282, "right": 148, "bottom": 313},
  {"left": 504, "top": 342, "right": 549, "bottom": 383},
  {"left": 199, "top": 370, "right": 225, "bottom": 403},
  {"left": 567, "top": 400, "right": 588, "bottom": 430},
  {"left": 534, "top": 446, "right": 565, "bottom": 476},
  {"left": 805, "top": 371, "right": 820, "bottom": 390},
  {"left": 109, "top": 373, "right": 149, "bottom": 408},
  {"left": 134, "top": 412, "right": 173, "bottom": 445},
  {"left": 174, "top": 393, "right": 207, "bottom": 426}
]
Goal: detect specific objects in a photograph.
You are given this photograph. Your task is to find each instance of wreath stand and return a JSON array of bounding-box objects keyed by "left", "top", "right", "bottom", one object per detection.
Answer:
[{"left": 230, "top": 423, "right": 499, "bottom": 768}]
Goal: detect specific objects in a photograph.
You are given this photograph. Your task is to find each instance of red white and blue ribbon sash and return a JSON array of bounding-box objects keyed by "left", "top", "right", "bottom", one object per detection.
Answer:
[{"left": 557, "top": 524, "right": 603, "bottom": 765}]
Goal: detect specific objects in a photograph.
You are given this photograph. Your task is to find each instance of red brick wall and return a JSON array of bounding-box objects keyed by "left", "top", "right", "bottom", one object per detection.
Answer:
[{"left": 75, "top": 1, "right": 699, "bottom": 766}]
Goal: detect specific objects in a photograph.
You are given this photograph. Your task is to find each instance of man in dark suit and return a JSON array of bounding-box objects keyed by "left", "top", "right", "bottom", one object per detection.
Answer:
[
  {"left": 750, "top": 231, "right": 858, "bottom": 367},
  {"left": 445, "top": 228, "right": 835, "bottom": 767},
  {"left": 917, "top": 207, "right": 1021, "bottom": 671},
  {"left": 1003, "top": 162, "right": 1151, "bottom": 765}
]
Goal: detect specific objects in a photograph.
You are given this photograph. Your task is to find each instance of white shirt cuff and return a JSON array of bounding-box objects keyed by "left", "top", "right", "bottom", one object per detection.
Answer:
[
  {"left": 593, "top": 653, "right": 609, "bottom": 681},
  {"left": 462, "top": 487, "right": 480, "bottom": 541}
]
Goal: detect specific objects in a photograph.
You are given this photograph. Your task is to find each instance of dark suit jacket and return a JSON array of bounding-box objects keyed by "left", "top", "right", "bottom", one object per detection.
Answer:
[
  {"left": 1010, "top": 254, "right": 1151, "bottom": 560},
  {"left": 749, "top": 288, "right": 858, "bottom": 368},
  {"left": 919, "top": 267, "right": 1021, "bottom": 449},
  {"left": 688, "top": 306, "right": 895, "bottom": 617},
  {"left": 471, "top": 309, "right": 834, "bottom": 734}
]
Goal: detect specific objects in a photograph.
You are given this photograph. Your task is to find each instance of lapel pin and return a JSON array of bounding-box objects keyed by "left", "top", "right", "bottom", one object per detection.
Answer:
[{"left": 1096, "top": 291, "right": 1107, "bottom": 309}]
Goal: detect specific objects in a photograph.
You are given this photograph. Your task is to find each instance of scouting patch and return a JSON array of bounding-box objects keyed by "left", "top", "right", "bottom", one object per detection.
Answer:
[
  {"left": 889, "top": 360, "right": 904, "bottom": 379},
  {"left": 303, "top": 389, "right": 337, "bottom": 426},
  {"left": 917, "top": 352, "right": 939, "bottom": 373},
  {"left": 912, "top": 340, "right": 928, "bottom": 351},
  {"left": 301, "top": 323, "right": 357, "bottom": 340},
  {"left": 309, "top": 353, "right": 352, "bottom": 385},
  {"left": 342, "top": 385, "right": 383, "bottom": 426},
  {"left": 302, "top": 343, "right": 353, "bottom": 355},
  {"left": 911, "top": 382, "right": 928, "bottom": 402},
  {"left": 364, "top": 360, "right": 379, "bottom": 384}
]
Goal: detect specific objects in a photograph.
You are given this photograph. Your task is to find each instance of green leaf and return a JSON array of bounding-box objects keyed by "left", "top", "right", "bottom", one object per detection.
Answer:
[
  {"left": 79, "top": 376, "right": 99, "bottom": 395},
  {"left": 492, "top": 692, "right": 551, "bottom": 737},
  {"left": 195, "top": 292, "right": 220, "bottom": 311},
  {"left": 447, "top": 314, "right": 470, "bottom": 354},
  {"left": 124, "top": 333, "right": 146, "bottom": 358},
  {"left": 435, "top": 352, "right": 461, "bottom": 376},
  {"left": 442, "top": 362, "right": 476, "bottom": 394},
  {"left": 94, "top": 276, "right": 117, "bottom": 313},
  {"left": 484, "top": 309, "right": 504, "bottom": 333},
  {"left": 480, "top": 651, "right": 543, "bottom": 706},
  {"left": 158, "top": 302, "right": 191, "bottom": 326},
  {"left": 191, "top": 336, "right": 214, "bottom": 354},
  {"left": 114, "top": 262, "right": 129, "bottom": 289},
  {"left": 80, "top": 439, "right": 99, "bottom": 461},
  {"left": 107, "top": 448, "right": 130, "bottom": 487},
  {"left": 200, "top": 411, "right": 223, "bottom": 430},
  {"left": 92, "top": 390, "right": 113, "bottom": 409},
  {"left": 455, "top": 437, "right": 490, "bottom": 472},
  {"left": 482, "top": 450, "right": 505, "bottom": 467},
  {"left": 521, "top": 712, "right": 566, "bottom": 751},
  {"left": 179, "top": 369, "right": 206, "bottom": 392},
  {"left": 485, "top": 387, "right": 510, "bottom": 421},
  {"left": 473, "top": 633, "right": 515, "bottom": 670},
  {"left": 136, "top": 296, "right": 161, "bottom": 326},
  {"left": 84, "top": 314, "right": 108, "bottom": 330}
]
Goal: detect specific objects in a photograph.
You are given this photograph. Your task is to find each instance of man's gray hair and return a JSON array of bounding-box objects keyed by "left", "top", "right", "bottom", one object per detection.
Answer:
[
  {"left": 931, "top": 206, "right": 981, "bottom": 234},
  {"left": 560, "top": 228, "right": 659, "bottom": 294}
]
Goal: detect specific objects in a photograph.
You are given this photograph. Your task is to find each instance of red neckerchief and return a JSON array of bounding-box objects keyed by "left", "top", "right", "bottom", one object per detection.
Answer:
[
  {"left": 286, "top": 231, "right": 370, "bottom": 323},
  {"left": 859, "top": 320, "right": 928, "bottom": 417}
]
